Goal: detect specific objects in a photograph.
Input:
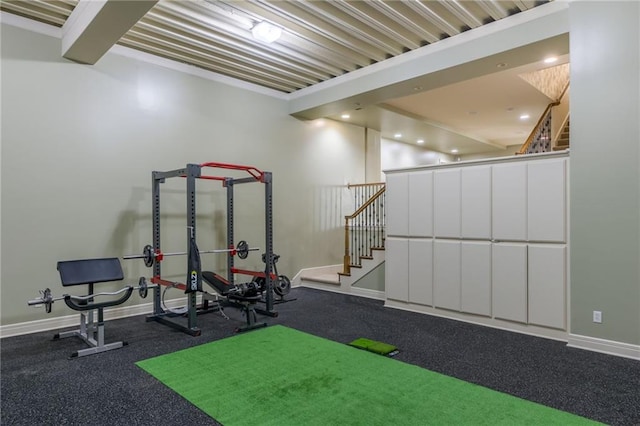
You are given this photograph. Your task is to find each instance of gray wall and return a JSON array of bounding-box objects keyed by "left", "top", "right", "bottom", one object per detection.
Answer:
[
  {"left": 0, "top": 23, "right": 365, "bottom": 325},
  {"left": 569, "top": 1, "right": 640, "bottom": 345}
]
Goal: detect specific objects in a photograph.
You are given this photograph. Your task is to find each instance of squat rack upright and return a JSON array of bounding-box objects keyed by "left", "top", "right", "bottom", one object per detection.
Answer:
[{"left": 147, "top": 162, "right": 277, "bottom": 336}]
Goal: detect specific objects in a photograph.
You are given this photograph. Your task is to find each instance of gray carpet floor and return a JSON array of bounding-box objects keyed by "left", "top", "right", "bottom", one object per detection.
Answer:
[{"left": 1, "top": 287, "right": 639, "bottom": 425}]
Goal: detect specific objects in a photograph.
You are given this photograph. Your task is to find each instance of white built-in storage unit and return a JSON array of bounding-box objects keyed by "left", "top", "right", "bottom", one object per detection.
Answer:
[{"left": 384, "top": 152, "right": 569, "bottom": 340}]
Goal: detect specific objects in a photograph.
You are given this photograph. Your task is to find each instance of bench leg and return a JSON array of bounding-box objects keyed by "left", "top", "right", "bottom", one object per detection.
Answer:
[
  {"left": 54, "top": 309, "right": 127, "bottom": 358},
  {"left": 235, "top": 304, "right": 267, "bottom": 333}
]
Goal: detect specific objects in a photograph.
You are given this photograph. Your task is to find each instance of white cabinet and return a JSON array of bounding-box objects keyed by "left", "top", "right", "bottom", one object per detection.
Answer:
[
  {"left": 461, "top": 166, "right": 492, "bottom": 239},
  {"left": 528, "top": 159, "right": 566, "bottom": 242},
  {"left": 385, "top": 238, "right": 409, "bottom": 302},
  {"left": 434, "top": 240, "right": 461, "bottom": 311},
  {"left": 528, "top": 245, "right": 566, "bottom": 329},
  {"left": 434, "top": 169, "right": 461, "bottom": 238},
  {"left": 408, "top": 171, "right": 433, "bottom": 237},
  {"left": 408, "top": 239, "right": 433, "bottom": 306},
  {"left": 386, "top": 173, "right": 408, "bottom": 236},
  {"left": 492, "top": 243, "right": 527, "bottom": 323},
  {"left": 492, "top": 163, "right": 527, "bottom": 241},
  {"left": 384, "top": 154, "right": 568, "bottom": 337},
  {"left": 461, "top": 241, "right": 492, "bottom": 317}
]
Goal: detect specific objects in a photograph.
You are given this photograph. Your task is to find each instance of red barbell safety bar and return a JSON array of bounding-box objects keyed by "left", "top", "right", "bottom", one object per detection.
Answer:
[
  {"left": 178, "top": 162, "right": 265, "bottom": 183},
  {"left": 200, "top": 162, "right": 264, "bottom": 182}
]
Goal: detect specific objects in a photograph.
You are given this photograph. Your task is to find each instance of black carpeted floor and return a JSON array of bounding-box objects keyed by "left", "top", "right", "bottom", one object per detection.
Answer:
[{"left": 2, "top": 287, "right": 639, "bottom": 425}]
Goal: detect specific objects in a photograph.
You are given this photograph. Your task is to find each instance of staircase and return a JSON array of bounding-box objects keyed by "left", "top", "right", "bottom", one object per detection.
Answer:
[
  {"left": 554, "top": 119, "right": 570, "bottom": 150},
  {"left": 296, "top": 183, "right": 386, "bottom": 300}
]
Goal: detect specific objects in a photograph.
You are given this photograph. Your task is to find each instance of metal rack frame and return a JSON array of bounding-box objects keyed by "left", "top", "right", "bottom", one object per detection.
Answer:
[{"left": 147, "top": 162, "right": 277, "bottom": 336}]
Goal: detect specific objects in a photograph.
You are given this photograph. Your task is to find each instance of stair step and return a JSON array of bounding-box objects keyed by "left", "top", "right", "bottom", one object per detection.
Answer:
[{"left": 300, "top": 274, "right": 340, "bottom": 285}]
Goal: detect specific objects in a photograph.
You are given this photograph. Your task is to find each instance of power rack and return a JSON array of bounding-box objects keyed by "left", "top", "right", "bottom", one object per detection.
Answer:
[{"left": 147, "top": 162, "right": 278, "bottom": 336}]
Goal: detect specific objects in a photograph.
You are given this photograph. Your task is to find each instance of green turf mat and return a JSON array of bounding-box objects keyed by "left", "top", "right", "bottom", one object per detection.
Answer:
[
  {"left": 136, "top": 325, "right": 600, "bottom": 426},
  {"left": 348, "top": 337, "right": 398, "bottom": 356}
]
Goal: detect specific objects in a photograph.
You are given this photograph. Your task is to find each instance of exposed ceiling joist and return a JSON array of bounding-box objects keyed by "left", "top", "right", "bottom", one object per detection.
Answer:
[{"left": 61, "top": 0, "right": 158, "bottom": 64}]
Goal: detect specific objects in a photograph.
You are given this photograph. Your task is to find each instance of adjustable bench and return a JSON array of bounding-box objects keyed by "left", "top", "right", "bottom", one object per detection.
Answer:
[
  {"left": 202, "top": 271, "right": 267, "bottom": 332},
  {"left": 54, "top": 257, "right": 133, "bottom": 358}
]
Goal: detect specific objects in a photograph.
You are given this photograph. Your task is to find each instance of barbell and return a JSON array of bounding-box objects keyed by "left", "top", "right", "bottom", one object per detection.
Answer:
[
  {"left": 27, "top": 277, "right": 155, "bottom": 313},
  {"left": 123, "top": 240, "right": 259, "bottom": 267}
]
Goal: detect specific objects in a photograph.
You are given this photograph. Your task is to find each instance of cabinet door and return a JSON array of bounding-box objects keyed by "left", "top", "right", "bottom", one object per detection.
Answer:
[
  {"left": 386, "top": 173, "right": 409, "bottom": 237},
  {"left": 434, "top": 240, "right": 460, "bottom": 311},
  {"left": 385, "top": 238, "right": 409, "bottom": 302},
  {"left": 461, "top": 166, "right": 492, "bottom": 239},
  {"left": 528, "top": 159, "right": 566, "bottom": 242},
  {"left": 528, "top": 245, "right": 566, "bottom": 329},
  {"left": 408, "top": 171, "right": 433, "bottom": 237},
  {"left": 492, "top": 243, "right": 527, "bottom": 323},
  {"left": 434, "top": 169, "right": 461, "bottom": 238},
  {"left": 409, "top": 239, "right": 433, "bottom": 306},
  {"left": 492, "top": 163, "right": 527, "bottom": 241},
  {"left": 461, "top": 241, "right": 492, "bottom": 317}
]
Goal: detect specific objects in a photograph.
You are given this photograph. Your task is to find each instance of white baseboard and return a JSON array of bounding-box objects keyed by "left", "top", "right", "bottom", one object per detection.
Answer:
[
  {"left": 567, "top": 334, "right": 640, "bottom": 360},
  {"left": 298, "top": 281, "right": 385, "bottom": 301},
  {"left": 0, "top": 298, "right": 190, "bottom": 339}
]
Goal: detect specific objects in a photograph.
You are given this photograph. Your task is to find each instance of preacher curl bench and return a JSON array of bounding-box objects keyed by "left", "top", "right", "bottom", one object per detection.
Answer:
[{"left": 28, "top": 257, "right": 153, "bottom": 358}]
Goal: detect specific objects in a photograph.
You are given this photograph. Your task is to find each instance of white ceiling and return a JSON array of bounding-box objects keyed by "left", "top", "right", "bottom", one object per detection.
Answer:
[
  {"left": 327, "top": 54, "right": 570, "bottom": 153},
  {"left": 0, "top": 0, "right": 567, "bottom": 155}
]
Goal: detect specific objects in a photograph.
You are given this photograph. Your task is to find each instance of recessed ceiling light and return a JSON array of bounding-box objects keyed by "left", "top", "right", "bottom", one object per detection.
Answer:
[
  {"left": 451, "top": 149, "right": 459, "bottom": 153},
  {"left": 506, "top": 107, "right": 514, "bottom": 111},
  {"left": 252, "top": 21, "right": 282, "bottom": 43},
  {"left": 544, "top": 56, "right": 558, "bottom": 64},
  {"left": 520, "top": 114, "right": 530, "bottom": 120},
  {"left": 496, "top": 62, "right": 507, "bottom": 68},
  {"left": 394, "top": 133, "right": 402, "bottom": 139},
  {"left": 417, "top": 139, "right": 424, "bottom": 144},
  {"left": 341, "top": 114, "right": 350, "bottom": 119}
]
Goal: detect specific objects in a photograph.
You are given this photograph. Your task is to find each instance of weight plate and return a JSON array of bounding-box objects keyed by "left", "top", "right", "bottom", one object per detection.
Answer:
[
  {"left": 138, "top": 276, "right": 148, "bottom": 298},
  {"left": 43, "top": 288, "right": 53, "bottom": 313},
  {"left": 237, "top": 240, "right": 249, "bottom": 259},
  {"left": 274, "top": 275, "right": 291, "bottom": 297},
  {"left": 143, "top": 245, "right": 155, "bottom": 268}
]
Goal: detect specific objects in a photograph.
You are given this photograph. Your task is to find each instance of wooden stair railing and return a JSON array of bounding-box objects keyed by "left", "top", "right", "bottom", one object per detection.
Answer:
[
  {"left": 518, "top": 82, "right": 569, "bottom": 155},
  {"left": 343, "top": 183, "right": 386, "bottom": 276},
  {"left": 517, "top": 101, "right": 559, "bottom": 155}
]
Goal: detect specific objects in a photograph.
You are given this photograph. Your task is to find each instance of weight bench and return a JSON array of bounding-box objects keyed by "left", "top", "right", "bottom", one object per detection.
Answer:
[
  {"left": 202, "top": 271, "right": 267, "bottom": 332},
  {"left": 54, "top": 258, "right": 133, "bottom": 358}
]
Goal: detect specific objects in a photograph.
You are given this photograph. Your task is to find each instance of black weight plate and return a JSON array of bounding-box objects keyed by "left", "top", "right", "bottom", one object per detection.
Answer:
[
  {"left": 274, "top": 275, "right": 291, "bottom": 296},
  {"left": 143, "top": 245, "right": 155, "bottom": 267},
  {"left": 236, "top": 240, "right": 249, "bottom": 259},
  {"left": 138, "top": 277, "right": 148, "bottom": 298}
]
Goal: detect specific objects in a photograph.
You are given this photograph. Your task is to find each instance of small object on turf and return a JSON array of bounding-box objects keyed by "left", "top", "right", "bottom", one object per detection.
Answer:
[{"left": 348, "top": 338, "right": 399, "bottom": 357}]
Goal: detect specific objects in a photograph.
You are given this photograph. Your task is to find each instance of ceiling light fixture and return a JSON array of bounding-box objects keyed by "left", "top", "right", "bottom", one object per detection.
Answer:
[
  {"left": 341, "top": 114, "right": 350, "bottom": 119},
  {"left": 417, "top": 139, "right": 424, "bottom": 144},
  {"left": 394, "top": 133, "right": 402, "bottom": 139},
  {"left": 520, "top": 114, "right": 530, "bottom": 120},
  {"left": 451, "top": 149, "right": 459, "bottom": 154},
  {"left": 252, "top": 21, "right": 282, "bottom": 43}
]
